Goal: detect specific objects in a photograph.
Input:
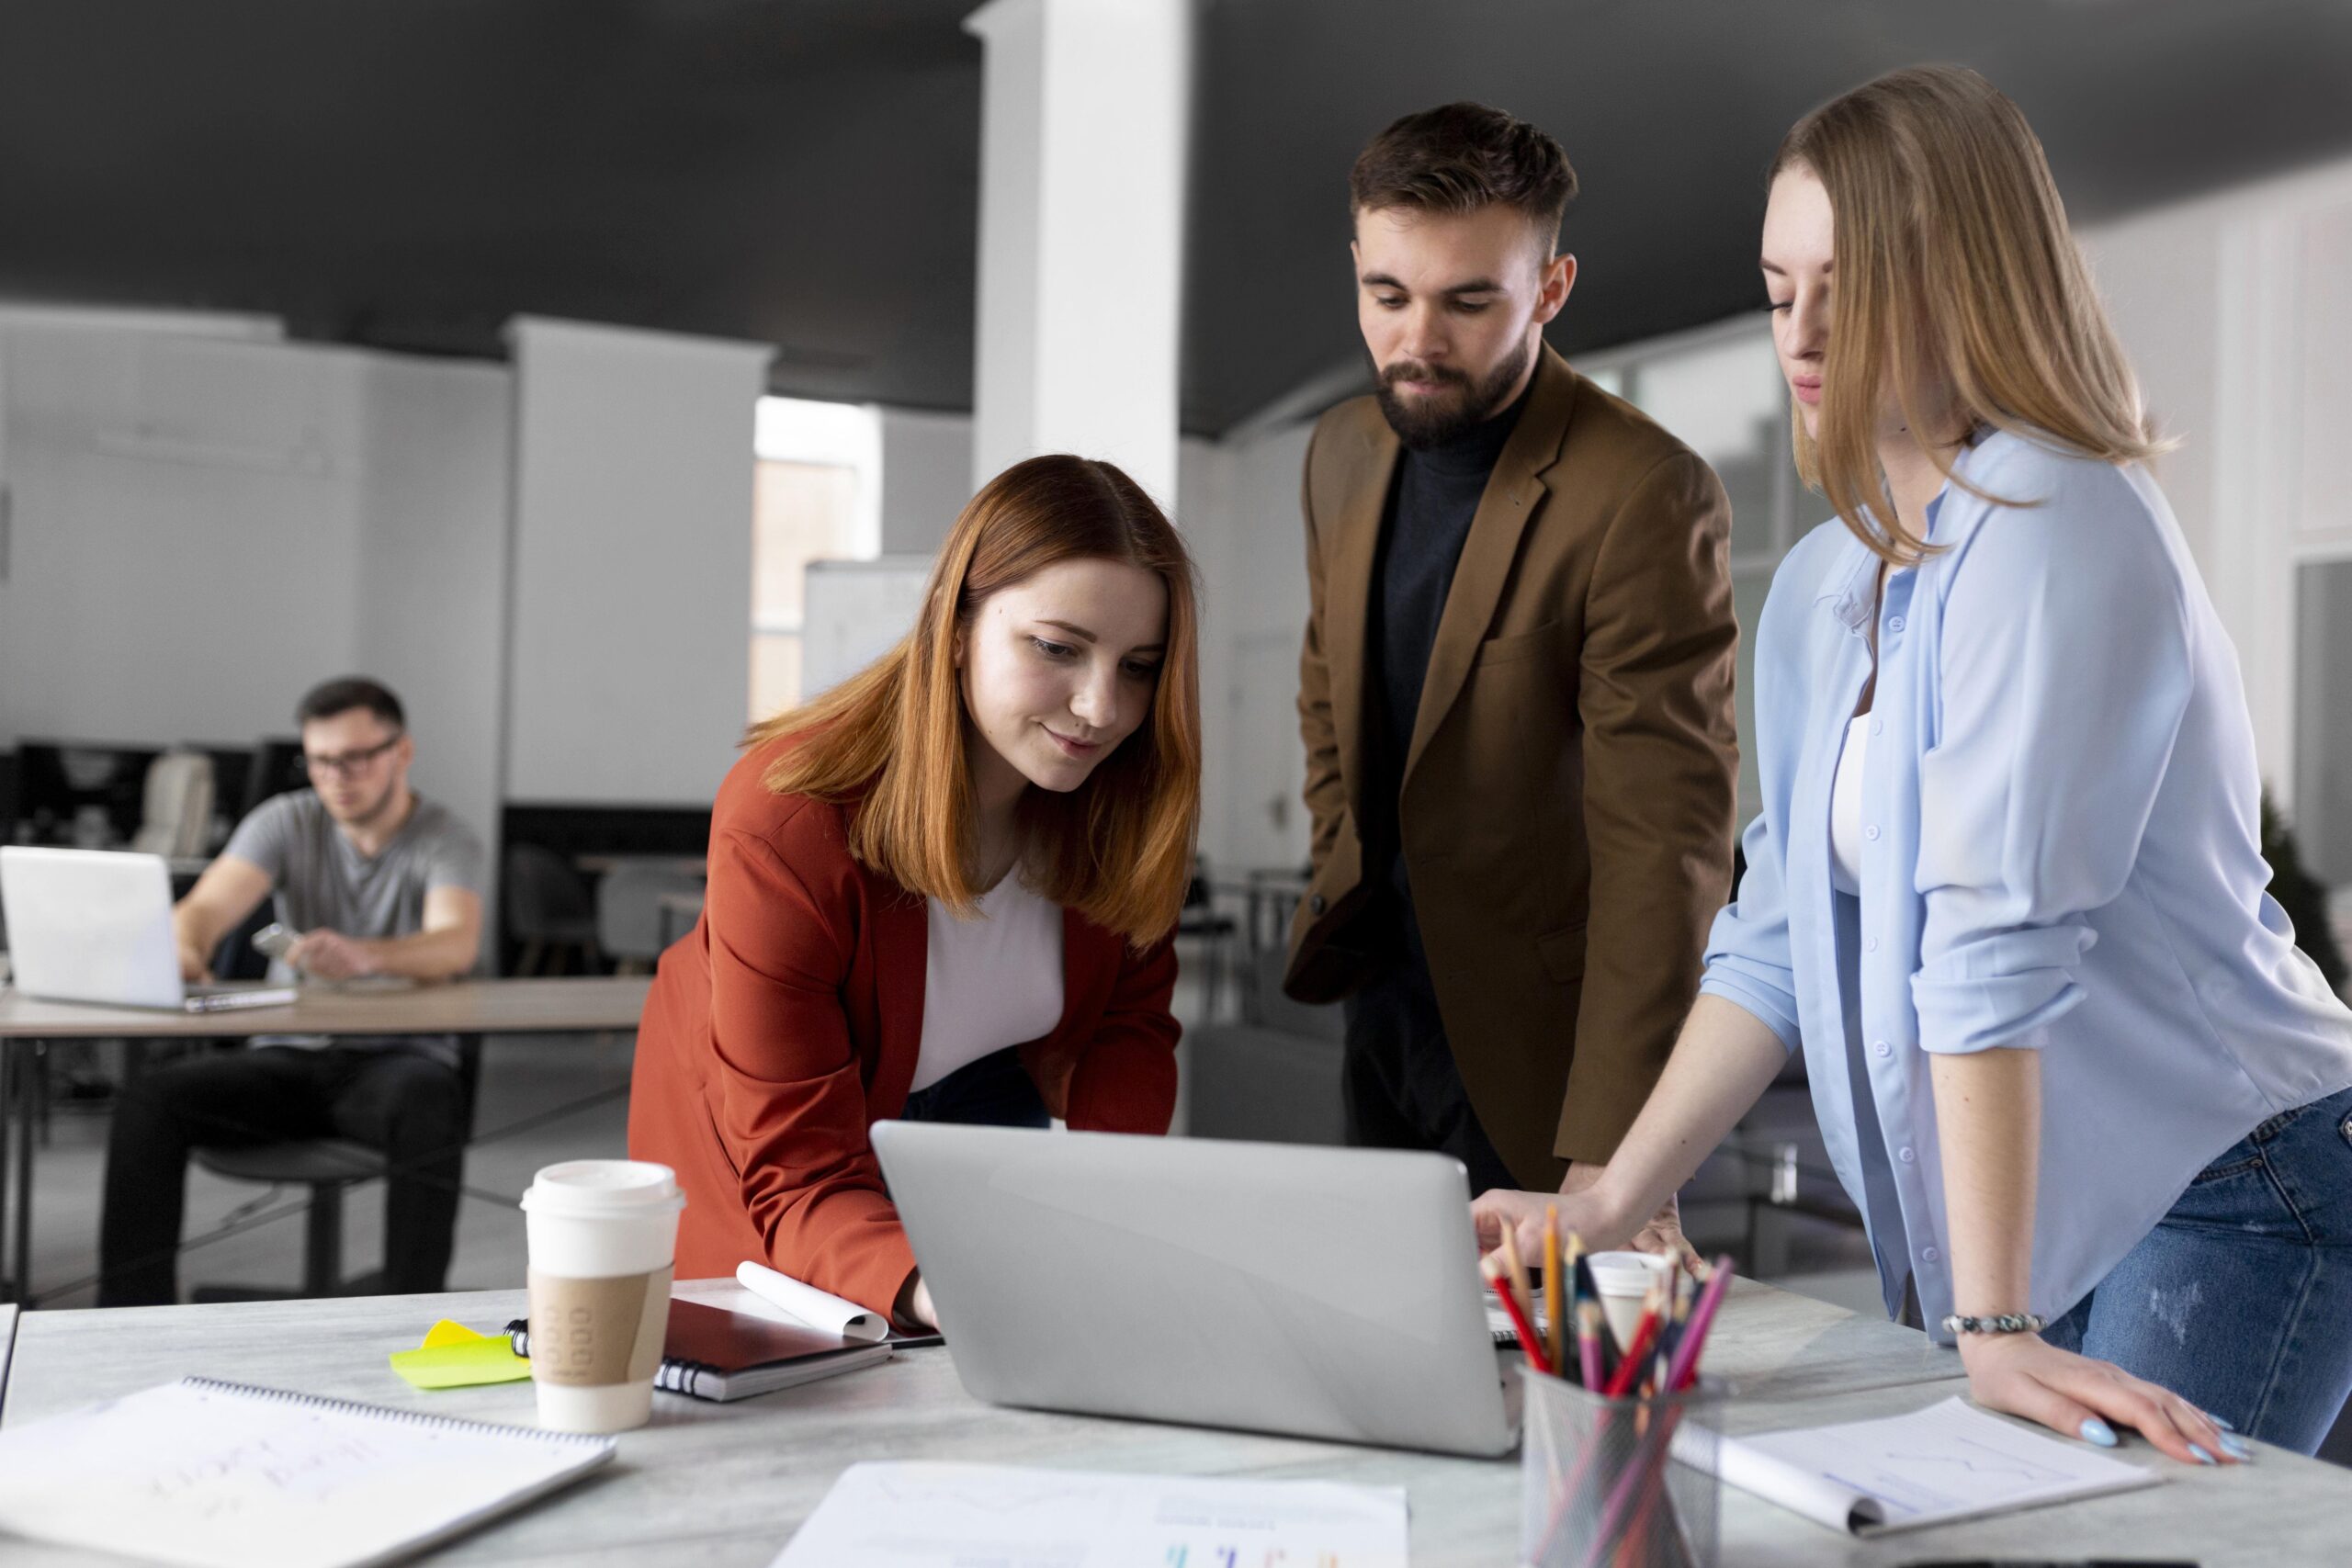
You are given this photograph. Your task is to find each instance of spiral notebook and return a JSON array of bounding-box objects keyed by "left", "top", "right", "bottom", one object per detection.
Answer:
[
  {"left": 504, "top": 1296, "right": 894, "bottom": 1402},
  {"left": 1673, "top": 1396, "right": 2163, "bottom": 1535},
  {"left": 0, "top": 1376, "right": 616, "bottom": 1568}
]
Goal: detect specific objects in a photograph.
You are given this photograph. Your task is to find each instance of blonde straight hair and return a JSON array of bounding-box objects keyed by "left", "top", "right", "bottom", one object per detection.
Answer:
[
  {"left": 746, "top": 455, "right": 1202, "bottom": 946},
  {"left": 1773, "top": 65, "right": 2167, "bottom": 564}
]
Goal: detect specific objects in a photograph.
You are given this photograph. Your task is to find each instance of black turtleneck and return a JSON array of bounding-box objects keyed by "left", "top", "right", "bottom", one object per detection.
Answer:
[{"left": 1363, "top": 381, "right": 1532, "bottom": 890}]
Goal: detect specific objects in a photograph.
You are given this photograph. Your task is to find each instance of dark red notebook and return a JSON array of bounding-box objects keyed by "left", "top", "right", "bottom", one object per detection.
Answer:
[{"left": 506, "top": 1297, "right": 893, "bottom": 1403}]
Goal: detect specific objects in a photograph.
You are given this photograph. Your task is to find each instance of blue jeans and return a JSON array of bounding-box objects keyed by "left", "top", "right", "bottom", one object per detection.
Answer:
[
  {"left": 2041, "top": 1083, "right": 2352, "bottom": 1453},
  {"left": 899, "top": 1046, "right": 1050, "bottom": 1129}
]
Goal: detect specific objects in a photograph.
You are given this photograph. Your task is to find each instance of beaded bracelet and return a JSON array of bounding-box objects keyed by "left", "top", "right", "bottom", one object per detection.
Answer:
[{"left": 1940, "top": 1312, "right": 2047, "bottom": 1337}]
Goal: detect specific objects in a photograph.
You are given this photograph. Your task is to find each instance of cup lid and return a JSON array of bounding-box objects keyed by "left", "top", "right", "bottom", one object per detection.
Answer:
[
  {"left": 520, "top": 1159, "right": 684, "bottom": 1216},
  {"left": 1585, "top": 1250, "right": 1673, "bottom": 1291}
]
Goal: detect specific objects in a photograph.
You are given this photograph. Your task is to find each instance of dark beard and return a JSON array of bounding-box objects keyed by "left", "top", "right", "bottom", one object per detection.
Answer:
[{"left": 1371, "top": 337, "right": 1533, "bottom": 449}]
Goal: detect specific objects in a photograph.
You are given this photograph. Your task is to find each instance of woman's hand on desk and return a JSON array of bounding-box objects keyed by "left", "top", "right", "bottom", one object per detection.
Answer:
[
  {"left": 1961, "top": 1333, "right": 2243, "bottom": 1465},
  {"left": 1468, "top": 1173, "right": 1704, "bottom": 1275},
  {"left": 1561, "top": 1161, "right": 1708, "bottom": 1276},
  {"left": 895, "top": 1274, "right": 938, "bottom": 1331}
]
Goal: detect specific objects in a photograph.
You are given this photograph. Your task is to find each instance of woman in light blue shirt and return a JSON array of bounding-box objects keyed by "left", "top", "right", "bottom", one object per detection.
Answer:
[{"left": 1475, "top": 65, "right": 2352, "bottom": 1459}]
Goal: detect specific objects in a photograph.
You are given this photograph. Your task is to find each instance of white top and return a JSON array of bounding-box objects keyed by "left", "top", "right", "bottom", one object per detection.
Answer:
[
  {"left": 911, "top": 875, "right": 1066, "bottom": 1093},
  {"left": 1829, "top": 715, "right": 1870, "bottom": 896}
]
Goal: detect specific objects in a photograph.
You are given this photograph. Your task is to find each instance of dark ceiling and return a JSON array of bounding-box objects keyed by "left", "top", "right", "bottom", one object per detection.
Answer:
[{"left": 3, "top": 1, "right": 2349, "bottom": 435}]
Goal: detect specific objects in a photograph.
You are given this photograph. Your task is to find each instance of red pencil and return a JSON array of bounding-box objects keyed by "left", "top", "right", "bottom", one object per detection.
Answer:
[{"left": 1482, "top": 1252, "right": 1555, "bottom": 1377}]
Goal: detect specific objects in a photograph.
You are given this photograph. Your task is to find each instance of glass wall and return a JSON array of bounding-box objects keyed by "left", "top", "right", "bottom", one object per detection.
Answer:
[{"left": 1601, "top": 321, "right": 1800, "bottom": 825}]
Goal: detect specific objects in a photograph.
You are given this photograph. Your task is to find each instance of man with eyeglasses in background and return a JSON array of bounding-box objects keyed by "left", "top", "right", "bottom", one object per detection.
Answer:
[{"left": 96, "top": 676, "right": 486, "bottom": 1305}]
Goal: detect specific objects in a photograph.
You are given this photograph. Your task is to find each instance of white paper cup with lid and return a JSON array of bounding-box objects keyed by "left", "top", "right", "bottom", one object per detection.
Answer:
[
  {"left": 1584, "top": 1249, "right": 1675, "bottom": 1355},
  {"left": 519, "top": 1159, "right": 685, "bottom": 1433}
]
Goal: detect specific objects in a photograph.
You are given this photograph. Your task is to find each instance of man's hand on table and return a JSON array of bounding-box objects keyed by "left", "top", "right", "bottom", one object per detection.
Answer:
[{"left": 284, "top": 929, "right": 380, "bottom": 981}]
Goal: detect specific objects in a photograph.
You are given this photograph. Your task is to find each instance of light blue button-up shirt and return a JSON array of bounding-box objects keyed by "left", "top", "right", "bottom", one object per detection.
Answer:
[{"left": 1700, "top": 429, "right": 2352, "bottom": 1340}]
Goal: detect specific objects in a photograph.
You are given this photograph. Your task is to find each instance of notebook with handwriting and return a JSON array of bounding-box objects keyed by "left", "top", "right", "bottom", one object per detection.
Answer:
[{"left": 0, "top": 1376, "right": 615, "bottom": 1568}]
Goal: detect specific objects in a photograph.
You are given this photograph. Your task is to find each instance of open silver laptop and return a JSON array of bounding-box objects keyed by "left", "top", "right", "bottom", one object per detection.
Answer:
[
  {"left": 0, "top": 846, "right": 296, "bottom": 1012},
  {"left": 871, "top": 1122, "right": 1520, "bottom": 1456}
]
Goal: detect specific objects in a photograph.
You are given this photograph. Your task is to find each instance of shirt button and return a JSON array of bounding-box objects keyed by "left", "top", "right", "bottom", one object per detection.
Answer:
[
  {"left": 1899, "top": 1146, "right": 1917, "bottom": 1164},
  {"left": 1873, "top": 1040, "right": 1892, "bottom": 1058},
  {"left": 1864, "top": 825, "right": 1881, "bottom": 841},
  {"left": 1865, "top": 936, "right": 1880, "bottom": 953},
  {"left": 1921, "top": 1247, "right": 1940, "bottom": 1264},
  {"left": 1869, "top": 716, "right": 1884, "bottom": 737},
  {"left": 1887, "top": 615, "right": 1905, "bottom": 634}
]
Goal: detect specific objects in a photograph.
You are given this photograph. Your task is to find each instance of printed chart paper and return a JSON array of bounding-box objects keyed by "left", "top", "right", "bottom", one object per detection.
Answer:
[{"left": 771, "top": 1461, "right": 1409, "bottom": 1568}]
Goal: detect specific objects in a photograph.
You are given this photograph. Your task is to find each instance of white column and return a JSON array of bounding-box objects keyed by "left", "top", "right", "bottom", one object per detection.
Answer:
[
  {"left": 965, "top": 0, "right": 1192, "bottom": 511},
  {"left": 504, "top": 317, "right": 774, "bottom": 805}
]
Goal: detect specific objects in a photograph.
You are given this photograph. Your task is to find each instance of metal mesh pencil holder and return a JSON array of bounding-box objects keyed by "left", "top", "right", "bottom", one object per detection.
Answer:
[{"left": 1518, "top": 1366, "right": 1725, "bottom": 1568}]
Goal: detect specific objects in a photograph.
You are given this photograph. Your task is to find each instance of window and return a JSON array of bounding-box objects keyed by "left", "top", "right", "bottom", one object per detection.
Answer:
[{"left": 750, "top": 398, "right": 881, "bottom": 721}]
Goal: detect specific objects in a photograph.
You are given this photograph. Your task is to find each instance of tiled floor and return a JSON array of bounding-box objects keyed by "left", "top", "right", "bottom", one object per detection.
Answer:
[
  {"left": 20, "top": 1030, "right": 639, "bottom": 1310},
  {"left": 12, "top": 1015, "right": 1871, "bottom": 1313}
]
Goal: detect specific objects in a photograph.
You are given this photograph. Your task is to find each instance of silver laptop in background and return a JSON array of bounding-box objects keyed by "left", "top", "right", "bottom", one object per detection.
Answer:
[
  {"left": 0, "top": 846, "right": 297, "bottom": 1013},
  {"left": 871, "top": 1122, "right": 1519, "bottom": 1457}
]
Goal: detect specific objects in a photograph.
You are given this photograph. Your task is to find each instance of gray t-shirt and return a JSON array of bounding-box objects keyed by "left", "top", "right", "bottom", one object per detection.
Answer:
[{"left": 223, "top": 790, "right": 485, "bottom": 1061}]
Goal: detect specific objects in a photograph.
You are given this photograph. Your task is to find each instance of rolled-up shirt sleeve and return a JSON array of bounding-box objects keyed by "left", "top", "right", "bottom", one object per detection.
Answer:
[
  {"left": 1701, "top": 805, "right": 1804, "bottom": 1054},
  {"left": 1910, "top": 470, "right": 2193, "bottom": 1055}
]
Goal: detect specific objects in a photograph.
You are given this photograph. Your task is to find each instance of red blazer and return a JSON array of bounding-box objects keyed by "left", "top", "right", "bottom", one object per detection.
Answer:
[{"left": 628, "top": 738, "right": 1181, "bottom": 1317}]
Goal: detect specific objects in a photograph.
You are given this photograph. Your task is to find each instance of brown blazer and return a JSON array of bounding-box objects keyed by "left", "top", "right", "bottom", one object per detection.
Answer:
[{"left": 1285, "top": 344, "right": 1738, "bottom": 1187}]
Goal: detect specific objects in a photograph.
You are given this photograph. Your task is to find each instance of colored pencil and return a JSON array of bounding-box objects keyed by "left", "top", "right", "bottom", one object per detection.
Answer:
[
  {"left": 1482, "top": 1252, "right": 1555, "bottom": 1377},
  {"left": 1664, "top": 1254, "right": 1735, "bottom": 1392},
  {"left": 1652, "top": 1267, "right": 1692, "bottom": 1396},
  {"left": 1543, "top": 1207, "right": 1564, "bottom": 1374},
  {"left": 1498, "top": 1221, "right": 1536, "bottom": 1330},
  {"left": 1602, "top": 1284, "right": 1664, "bottom": 1399},
  {"left": 1573, "top": 1297, "right": 1605, "bottom": 1391}
]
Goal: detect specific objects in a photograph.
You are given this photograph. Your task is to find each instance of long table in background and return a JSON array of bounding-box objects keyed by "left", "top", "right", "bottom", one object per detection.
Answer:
[
  {"left": 0, "top": 976, "right": 651, "bottom": 1303},
  {"left": 4, "top": 1276, "right": 2345, "bottom": 1565}
]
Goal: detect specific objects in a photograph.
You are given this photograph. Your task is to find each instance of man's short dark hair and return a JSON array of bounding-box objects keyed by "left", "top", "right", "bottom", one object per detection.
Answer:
[
  {"left": 297, "top": 676, "right": 405, "bottom": 732},
  {"left": 1349, "top": 102, "right": 1577, "bottom": 248}
]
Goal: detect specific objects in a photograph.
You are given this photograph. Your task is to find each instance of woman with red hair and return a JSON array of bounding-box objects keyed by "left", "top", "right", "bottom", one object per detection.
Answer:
[{"left": 630, "top": 455, "right": 1201, "bottom": 1330}]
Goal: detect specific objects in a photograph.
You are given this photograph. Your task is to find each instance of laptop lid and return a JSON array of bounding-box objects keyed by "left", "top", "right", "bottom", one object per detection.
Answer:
[
  {"left": 871, "top": 1122, "right": 1517, "bottom": 1457},
  {"left": 0, "top": 846, "right": 186, "bottom": 1009}
]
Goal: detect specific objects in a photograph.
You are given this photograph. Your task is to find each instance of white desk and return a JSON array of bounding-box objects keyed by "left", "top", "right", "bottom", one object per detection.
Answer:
[
  {"left": 0, "top": 977, "right": 651, "bottom": 1302},
  {"left": 5, "top": 1277, "right": 2344, "bottom": 1566}
]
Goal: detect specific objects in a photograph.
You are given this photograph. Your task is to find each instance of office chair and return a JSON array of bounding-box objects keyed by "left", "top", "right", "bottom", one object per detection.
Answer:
[
  {"left": 1176, "top": 859, "right": 1238, "bottom": 1025},
  {"left": 241, "top": 737, "right": 309, "bottom": 819},
  {"left": 188, "top": 1034, "right": 485, "bottom": 1302},
  {"left": 595, "top": 862, "right": 705, "bottom": 974},
  {"left": 503, "top": 842, "right": 602, "bottom": 975},
  {"left": 130, "top": 750, "right": 216, "bottom": 860}
]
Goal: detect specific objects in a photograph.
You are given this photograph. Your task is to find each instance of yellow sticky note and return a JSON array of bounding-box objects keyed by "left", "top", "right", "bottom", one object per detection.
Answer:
[
  {"left": 420, "top": 1318, "right": 492, "bottom": 1351},
  {"left": 390, "top": 1320, "right": 532, "bottom": 1389}
]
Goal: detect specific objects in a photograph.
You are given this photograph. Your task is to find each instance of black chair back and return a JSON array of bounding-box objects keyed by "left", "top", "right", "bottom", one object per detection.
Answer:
[{"left": 503, "top": 842, "right": 595, "bottom": 935}]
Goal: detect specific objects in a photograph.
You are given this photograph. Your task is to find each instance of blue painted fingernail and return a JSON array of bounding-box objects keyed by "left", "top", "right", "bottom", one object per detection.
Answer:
[
  {"left": 2220, "top": 1434, "right": 2253, "bottom": 1461},
  {"left": 2206, "top": 1411, "right": 2236, "bottom": 1431},
  {"left": 2079, "top": 1418, "right": 2118, "bottom": 1447},
  {"left": 2189, "top": 1443, "right": 2217, "bottom": 1465}
]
